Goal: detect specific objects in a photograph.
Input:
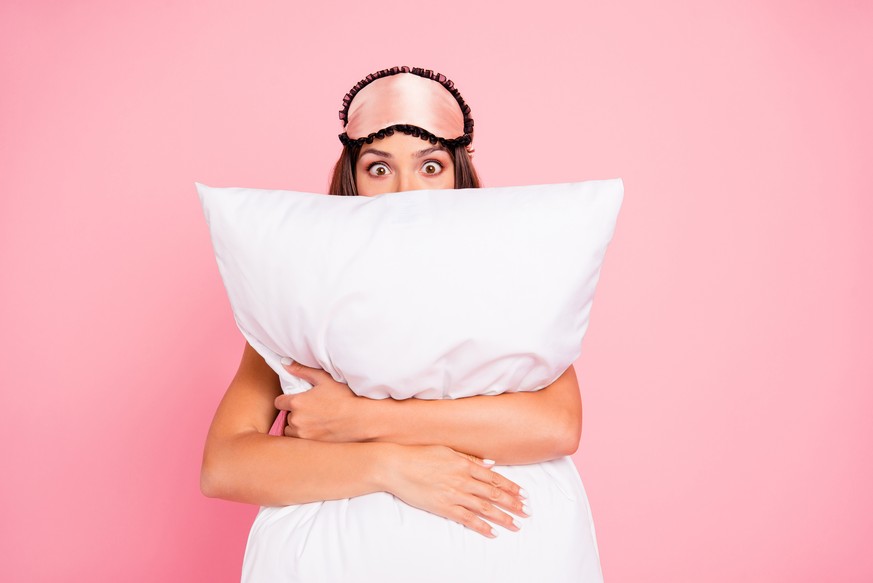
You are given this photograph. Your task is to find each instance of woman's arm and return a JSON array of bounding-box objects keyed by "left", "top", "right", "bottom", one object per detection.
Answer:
[
  {"left": 200, "top": 342, "right": 529, "bottom": 538},
  {"left": 276, "top": 362, "right": 583, "bottom": 465},
  {"left": 366, "top": 365, "right": 582, "bottom": 464}
]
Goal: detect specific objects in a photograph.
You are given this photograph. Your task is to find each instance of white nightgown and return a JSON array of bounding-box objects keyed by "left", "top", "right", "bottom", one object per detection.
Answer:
[{"left": 241, "top": 454, "right": 603, "bottom": 582}]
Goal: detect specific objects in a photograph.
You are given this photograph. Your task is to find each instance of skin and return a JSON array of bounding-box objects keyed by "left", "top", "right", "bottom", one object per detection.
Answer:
[
  {"left": 200, "top": 133, "right": 583, "bottom": 539},
  {"left": 354, "top": 134, "right": 456, "bottom": 194}
]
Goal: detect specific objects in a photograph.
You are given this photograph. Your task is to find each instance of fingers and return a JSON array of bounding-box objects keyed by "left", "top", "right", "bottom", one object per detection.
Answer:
[
  {"left": 453, "top": 451, "right": 495, "bottom": 467},
  {"left": 455, "top": 493, "right": 521, "bottom": 536},
  {"left": 392, "top": 445, "right": 532, "bottom": 539},
  {"left": 444, "top": 481, "right": 526, "bottom": 539},
  {"left": 446, "top": 505, "right": 502, "bottom": 539},
  {"left": 466, "top": 460, "right": 525, "bottom": 499},
  {"left": 451, "top": 451, "right": 530, "bottom": 518},
  {"left": 454, "top": 461, "right": 530, "bottom": 538},
  {"left": 280, "top": 358, "right": 330, "bottom": 385},
  {"left": 274, "top": 393, "right": 294, "bottom": 411},
  {"left": 466, "top": 471, "right": 530, "bottom": 520}
]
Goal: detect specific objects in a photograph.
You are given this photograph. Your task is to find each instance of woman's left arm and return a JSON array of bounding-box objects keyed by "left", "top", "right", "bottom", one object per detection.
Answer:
[{"left": 276, "top": 362, "right": 582, "bottom": 465}]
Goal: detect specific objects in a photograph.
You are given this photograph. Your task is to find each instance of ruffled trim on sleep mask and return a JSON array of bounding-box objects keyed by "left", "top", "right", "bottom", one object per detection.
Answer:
[{"left": 338, "top": 123, "right": 473, "bottom": 148}]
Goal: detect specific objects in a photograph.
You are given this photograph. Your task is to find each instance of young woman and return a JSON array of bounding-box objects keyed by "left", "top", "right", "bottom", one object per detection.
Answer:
[{"left": 201, "top": 66, "right": 603, "bottom": 582}]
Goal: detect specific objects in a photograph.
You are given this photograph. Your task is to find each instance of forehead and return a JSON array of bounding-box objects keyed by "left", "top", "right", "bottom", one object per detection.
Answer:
[{"left": 359, "top": 133, "right": 449, "bottom": 159}]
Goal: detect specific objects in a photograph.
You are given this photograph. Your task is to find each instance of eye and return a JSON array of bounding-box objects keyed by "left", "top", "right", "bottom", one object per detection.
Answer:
[
  {"left": 367, "top": 162, "right": 391, "bottom": 177},
  {"left": 421, "top": 160, "right": 444, "bottom": 175}
]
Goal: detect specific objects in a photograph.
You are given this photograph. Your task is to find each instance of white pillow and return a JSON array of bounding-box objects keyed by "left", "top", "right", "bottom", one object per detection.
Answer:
[{"left": 197, "top": 180, "right": 623, "bottom": 399}]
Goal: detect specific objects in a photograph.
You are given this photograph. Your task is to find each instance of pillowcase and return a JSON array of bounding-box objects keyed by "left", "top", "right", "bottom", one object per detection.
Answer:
[{"left": 197, "top": 179, "right": 623, "bottom": 399}]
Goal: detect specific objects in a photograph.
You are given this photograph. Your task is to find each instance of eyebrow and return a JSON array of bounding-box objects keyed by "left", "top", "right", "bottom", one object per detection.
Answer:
[{"left": 359, "top": 145, "right": 447, "bottom": 159}]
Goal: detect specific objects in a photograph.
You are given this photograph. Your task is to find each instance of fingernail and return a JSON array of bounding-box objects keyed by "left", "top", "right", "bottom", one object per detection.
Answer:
[
  {"left": 482, "top": 459, "right": 495, "bottom": 466},
  {"left": 519, "top": 488, "right": 529, "bottom": 499},
  {"left": 511, "top": 518, "right": 521, "bottom": 530},
  {"left": 522, "top": 503, "right": 531, "bottom": 516},
  {"left": 280, "top": 357, "right": 294, "bottom": 366},
  {"left": 490, "top": 527, "right": 498, "bottom": 538}
]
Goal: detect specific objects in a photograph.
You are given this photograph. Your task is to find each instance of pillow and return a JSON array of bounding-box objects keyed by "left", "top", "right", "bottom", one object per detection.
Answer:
[{"left": 196, "top": 180, "right": 623, "bottom": 399}]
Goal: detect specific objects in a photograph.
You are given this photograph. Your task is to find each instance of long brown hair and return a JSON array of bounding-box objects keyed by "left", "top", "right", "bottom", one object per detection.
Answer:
[{"left": 328, "top": 141, "right": 481, "bottom": 196}]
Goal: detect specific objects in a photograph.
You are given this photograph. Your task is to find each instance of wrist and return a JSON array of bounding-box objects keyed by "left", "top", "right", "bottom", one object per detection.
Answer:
[
  {"left": 357, "top": 396, "right": 394, "bottom": 442},
  {"left": 368, "top": 442, "right": 407, "bottom": 494}
]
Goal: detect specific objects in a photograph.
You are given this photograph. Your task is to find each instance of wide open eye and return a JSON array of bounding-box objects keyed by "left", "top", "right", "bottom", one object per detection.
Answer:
[
  {"left": 421, "top": 160, "right": 444, "bottom": 175},
  {"left": 367, "top": 162, "right": 391, "bottom": 177}
]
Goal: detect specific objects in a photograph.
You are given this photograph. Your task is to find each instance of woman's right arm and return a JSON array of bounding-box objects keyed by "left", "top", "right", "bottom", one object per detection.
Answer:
[
  {"left": 200, "top": 341, "right": 388, "bottom": 505},
  {"left": 200, "top": 342, "right": 528, "bottom": 537}
]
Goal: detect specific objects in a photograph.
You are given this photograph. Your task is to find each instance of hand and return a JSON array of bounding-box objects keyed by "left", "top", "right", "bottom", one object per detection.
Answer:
[
  {"left": 381, "top": 443, "right": 531, "bottom": 538},
  {"left": 275, "top": 360, "right": 370, "bottom": 442}
]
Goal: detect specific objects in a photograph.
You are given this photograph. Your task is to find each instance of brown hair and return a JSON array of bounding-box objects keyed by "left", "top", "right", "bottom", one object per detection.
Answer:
[{"left": 328, "top": 141, "right": 481, "bottom": 196}]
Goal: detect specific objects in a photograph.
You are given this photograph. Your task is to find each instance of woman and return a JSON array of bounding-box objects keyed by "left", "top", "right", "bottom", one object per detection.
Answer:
[{"left": 201, "top": 66, "right": 603, "bottom": 582}]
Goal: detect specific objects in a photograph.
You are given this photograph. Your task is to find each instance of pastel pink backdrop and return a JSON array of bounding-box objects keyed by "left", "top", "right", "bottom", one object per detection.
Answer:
[{"left": 1, "top": 1, "right": 870, "bottom": 582}]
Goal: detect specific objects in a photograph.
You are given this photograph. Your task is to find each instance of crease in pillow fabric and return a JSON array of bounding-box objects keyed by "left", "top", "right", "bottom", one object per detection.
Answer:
[{"left": 196, "top": 179, "right": 623, "bottom": 400}]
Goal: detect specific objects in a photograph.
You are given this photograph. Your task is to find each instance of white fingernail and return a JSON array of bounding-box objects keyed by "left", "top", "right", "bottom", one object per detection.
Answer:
[
  {"left": 519, "top": 488, "right": 529, "bottom": 499},
  {"left": 490, "top": 527, "right": 498, "bottom": 537},
  {"left": 482, "top": 459, "right": 495, "bottom": 466},
  {"left": 512, "top": 518, "right": 521, "bottom": 529},
  {"left": 522, "top": 503, "right": 531, "bottom": 516},
  {"left": 281, "top": 357, "right": 294, "bottom": 366}
]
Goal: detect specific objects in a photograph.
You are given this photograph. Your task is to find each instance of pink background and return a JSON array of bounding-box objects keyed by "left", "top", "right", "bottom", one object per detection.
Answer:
[{"left": 2, "top": 1, "right": 871, "bottom": 581}]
